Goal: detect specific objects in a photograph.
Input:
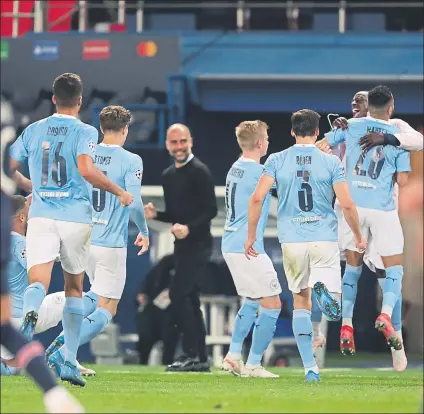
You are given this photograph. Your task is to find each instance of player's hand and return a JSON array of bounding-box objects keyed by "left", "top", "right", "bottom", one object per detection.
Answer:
[
  {"left": 134, "top": 233, "right": 150, "bottom": 255},
  {"left": 333, "top": 117, "right": 349, "bottom": 130},
  {"left": 359, "top": 132, "right": 384, "bottom": 153},
  {"left": 354, "top": 236, "right": 367, "bottom": 254},
  {"left": 171, "top": 224, "right": 189, "bottom": 239},
  {"left": 315, "top": 139, "right": 332, "bottom": 154},
  {"left": 244, "top": 238, "right": 258, "bottom": 260},
  {"left": 137, "top": 293, "right": 148, "bottom": 305},
  {"left": 118, "top": 191, "right": 133, "bottom": 207},
  {"left": 144, "top": 202, "right": 157, "bottom": 219}
]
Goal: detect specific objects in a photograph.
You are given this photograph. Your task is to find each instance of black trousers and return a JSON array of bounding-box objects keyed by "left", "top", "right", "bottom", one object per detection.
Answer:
[
  {"left": 136, "top": 304, "right": 179, "bottom": 366},
  {"left": 168, "top": 238, "right": 212, "bottom": 362}
]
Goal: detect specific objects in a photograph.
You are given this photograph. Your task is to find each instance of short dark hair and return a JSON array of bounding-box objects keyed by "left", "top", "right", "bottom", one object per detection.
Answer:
[
  {"left": 99, "top": 106, "right": 131, "bottom": 133},
  {"left": 291, "top": 109, "right": 321, "bottom": 137},
  {"left": 11, "top": 195, "right": 26, "bottom": 216},
  {"left": 52, "top": 73, "right": 83, "bottom": 108},
  {"left": 368, "top": 85, "right": 393, "bottom": 109}
]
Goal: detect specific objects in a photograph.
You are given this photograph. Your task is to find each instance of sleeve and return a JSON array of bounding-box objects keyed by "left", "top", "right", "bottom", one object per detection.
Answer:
[
  {"left": 391, "top": 119, "right": 423, "bottom": 151},
  {"left": 331, "top": 157, "right": 347, "bottom": 184},
  {"left": 9, "top": 130, "right": 29, "bottom": 163},
  {"left": 125, "top": 156, "right": 149, "bottom": 237},
  {"left": 76, "top": 126, "right": 98, "bottom": 159},
  {"left": 263, "top": 154, "right": 277, "bottom": 180},
  {"left": 395, "top": 150, "right": 411, "bottom": 173},
  {"left": 325, "top": 128, "right": 347, "bottom": 147},
  {"left": 186, "top": 164, "right": 218, "bottom": 235},
  {"left": 12, "top": 239, "right": 27, "bottom": 269}
]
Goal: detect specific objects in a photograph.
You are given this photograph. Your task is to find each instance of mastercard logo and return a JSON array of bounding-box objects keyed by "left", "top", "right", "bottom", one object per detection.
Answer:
[{"left": 137, "top": 41, "right": 157, "bottom": 57}]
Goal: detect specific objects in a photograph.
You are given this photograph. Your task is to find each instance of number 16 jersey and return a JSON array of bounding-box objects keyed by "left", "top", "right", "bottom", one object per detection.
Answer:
[
  {"left": 263, "top": 144, "right": 346, "bottom": 244},
  {"left": 10, "top": 114, "right": 97, "bottom": 224}
]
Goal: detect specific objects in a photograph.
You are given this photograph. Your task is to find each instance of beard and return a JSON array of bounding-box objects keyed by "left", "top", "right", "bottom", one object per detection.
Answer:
[{"left": 171, "top": 150, "right": 191, "bottom": 164}]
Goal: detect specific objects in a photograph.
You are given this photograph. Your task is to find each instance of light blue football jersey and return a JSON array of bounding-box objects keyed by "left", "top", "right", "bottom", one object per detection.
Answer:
[
  {"left": 7, "top": 232, "right": 28, "bottom": 318},
  {"left": 9, "top": 114, "right": 97, "bottom": 224},
  {"left": 325, "top": 117, "right": 411, "bottom": 211},
  {"left": 90, "top": 143, "right": 148, "bottom": 248},
  {"left": 263, "top": 144, "right": 346, "bottom": 244},
  {"left": 221, "top": 157, "right": 271, "bottom": 254}
]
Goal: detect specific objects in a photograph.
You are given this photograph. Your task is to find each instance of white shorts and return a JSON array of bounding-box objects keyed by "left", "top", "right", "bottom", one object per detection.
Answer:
[
  {"left": 1, "top": 291, "right": 65, "bottom": 360},
  {"left": 26, "top": 217, "right": 92, "bottom": 274},
  {"left": 222, "top": 253, "right": 282, "bottom": 299},
  {"left": 86, "top": 245, "right": 127, "bottom": 300},
  {"left": 339, "top": 207, "right": 404, "bottom": 257},
  {"left": 281, "top": 241, "right": 341, "bottom": 294}
]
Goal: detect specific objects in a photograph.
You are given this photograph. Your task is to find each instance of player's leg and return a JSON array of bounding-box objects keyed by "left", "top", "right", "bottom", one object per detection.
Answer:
[
  {"left": 1, "top": 295, "right": 83, "bottom": 413},
  {"left": 48, "top": 245, "right": 123, "bottom": 380},
  {"left": 21, "top": 218, "right": 60, "bottom": 340},
  {"left": 56, "top": 221, "right": 92, "bottom": 386},
  {"left": 373, "top": 209, "right": 405, "bottom": 350},
  {"left": 243, "top": 255, "right": 281, "bottom": 378},
  {"left": 376, "top": 273, "right": 407, "bottom": 371},
  {"left": 311, "top": 290, "right": 326, "bottom": 352},
  {"left": 221, "top": 253, "right": 260, "bottom": 374},
  {"left": 282, "top": 243, "right": 319, "bottom": 382}
]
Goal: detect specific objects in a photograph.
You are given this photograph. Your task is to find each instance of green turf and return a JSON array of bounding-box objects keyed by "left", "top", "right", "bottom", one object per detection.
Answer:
[{"left": 1, "top": 365, "right": 422, "bottom": 413}]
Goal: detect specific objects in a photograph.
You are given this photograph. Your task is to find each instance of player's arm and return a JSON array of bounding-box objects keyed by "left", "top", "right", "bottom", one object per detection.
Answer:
[
  {"left": 360, "top": 119, "right": 423, "bottom": 152},
  {"left": 395, "top": 150, "right": 411, "bottom": 188},
  {"left": 316, "top": 128, "right": 347, "bottom": 154},
  {"left": 8, "top": 132, "right": 32, "bottom": 192},
  {"left": 246, "top": 174, "right": 275, "bottom": 258},
  {"left": 331, "top": 158, "right": 366, "bottom": 251},
  {"left": 184, "top": 165, "right": 218, "bottom": 236}
]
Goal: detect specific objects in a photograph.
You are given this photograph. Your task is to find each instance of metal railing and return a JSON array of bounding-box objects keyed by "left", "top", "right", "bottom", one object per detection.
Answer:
[{"left": 2, "top": 0, "right": 423, "bottom": 37}]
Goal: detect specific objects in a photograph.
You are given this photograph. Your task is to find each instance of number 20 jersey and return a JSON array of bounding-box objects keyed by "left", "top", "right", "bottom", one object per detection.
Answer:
[
  {"left": 263, "top": 145, "right": 346, "bottom": 244},
  {"left": 325, "top": 117, "right": 411, "bottom": 212},
  {"left": 10, "top": 114, "right": 97, "bottom": 224},
  {"left": 221, "top": 158, "right": 271, "bottom": 254}
]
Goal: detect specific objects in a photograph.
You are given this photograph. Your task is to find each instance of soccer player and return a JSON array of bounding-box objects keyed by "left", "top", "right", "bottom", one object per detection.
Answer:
[
  {"left": 9, "top": 74, "right": 133, "bottom": 386},
  {"left": 316, "top": 90, "right": 422, "bottom": 371},
  {"left": 46, "top": 106, "right": 149, "bottom": 381},
  {"left": 324, "top": 85, "right": 411, "bottom": 354},
  {"left": 0, "top": 195, "right": 96, "bottom": 377},
  {"left": 1, "top": 98, "right": 83, "bottom": 413},
  {"left": 221, "top": 120, "right": 282, "bottom": 378},
  {"left": 246, "top": 110, "right": 366, "bottom": 382}
]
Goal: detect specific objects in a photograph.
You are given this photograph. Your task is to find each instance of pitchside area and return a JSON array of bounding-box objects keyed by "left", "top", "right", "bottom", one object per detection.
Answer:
[{"left": 1, "top": 365, "right": 422, "bottom": 413}]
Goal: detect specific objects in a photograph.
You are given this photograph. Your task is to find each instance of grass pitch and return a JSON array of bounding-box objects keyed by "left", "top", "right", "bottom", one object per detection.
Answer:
[{"left": 1, "top": 365, "right": 422, "bottom": 413}]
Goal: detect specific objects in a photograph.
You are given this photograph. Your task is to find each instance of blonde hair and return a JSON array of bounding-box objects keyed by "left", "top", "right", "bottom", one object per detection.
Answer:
[{"left": 235, "top": 120, "right": 269, "bottom": 151}]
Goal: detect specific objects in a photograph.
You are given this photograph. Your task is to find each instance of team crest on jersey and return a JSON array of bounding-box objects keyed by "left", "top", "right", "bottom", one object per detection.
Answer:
[
  {"left": 88, "top": 141, "right": 96, "bottom": 152},
  {"left": 270, "top": 279, "right": 279, "bottom": 291},
  {"left": 19, "top": 248, "right": 26, "bottom": 259},
  {"left": 135, "top": 169, "right": 142, "bottom": 180}
]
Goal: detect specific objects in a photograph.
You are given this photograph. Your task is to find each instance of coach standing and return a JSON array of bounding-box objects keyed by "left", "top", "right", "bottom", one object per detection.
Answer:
[{"left": 144, "top": 124, "right": 217, "bottom": 372}]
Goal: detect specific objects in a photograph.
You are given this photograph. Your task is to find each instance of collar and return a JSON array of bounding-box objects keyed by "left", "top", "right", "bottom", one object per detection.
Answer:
[
  {"left": 239, "top": 156, "right": 256, "bottom": 163},
  {"left": 181, "top": 153, "right": 194, "bottom": 166},
  {"left": 366, "top": 115, "right": 392, "bottom": 126},
  {"left": 294, "top": 144, "right": 316, "bottom": 147},
  {"left": 10, "top": 231, "right": 24, "bottom": 237},
  {"left": 52, "top": 113, "right": 77, "bottom": 119},
  {"left": 100, "top": 143, "right": 120, "bottom": 148}
]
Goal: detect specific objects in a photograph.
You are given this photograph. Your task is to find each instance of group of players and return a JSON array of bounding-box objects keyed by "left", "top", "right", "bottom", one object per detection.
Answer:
[
  {"left": 220, "top": 85, "right": 422, "bottom": 381},
  {"left": 0, "top": 72, "right": 422, "bottom": 411}
]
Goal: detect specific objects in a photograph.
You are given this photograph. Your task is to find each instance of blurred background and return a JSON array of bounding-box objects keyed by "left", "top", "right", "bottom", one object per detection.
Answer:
[{"left": 1, "top": 0, "right": 422, "bottom": 369}]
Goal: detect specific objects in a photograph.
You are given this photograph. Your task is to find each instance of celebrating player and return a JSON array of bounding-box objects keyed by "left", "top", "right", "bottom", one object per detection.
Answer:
[
  {"left": 221, "top": 120, "right": 282, "bottom": 378},
  {"left": 1, "top": 98, "right": 83, "bottom": 413},
  {"left": 47, "top": 106, "right": 149, "bottom": 383},
  {"left": 0, "top": 195, "right": 96, "bottom": 377},
  {"left": 8, "top": 74, "right": 133, "bottom": 386},
  {"left": 246, "top": 110, "right": 366, "bottom": 382},
  {"left": 324, "top": 85, "right": 411, "bottom": 354}
]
